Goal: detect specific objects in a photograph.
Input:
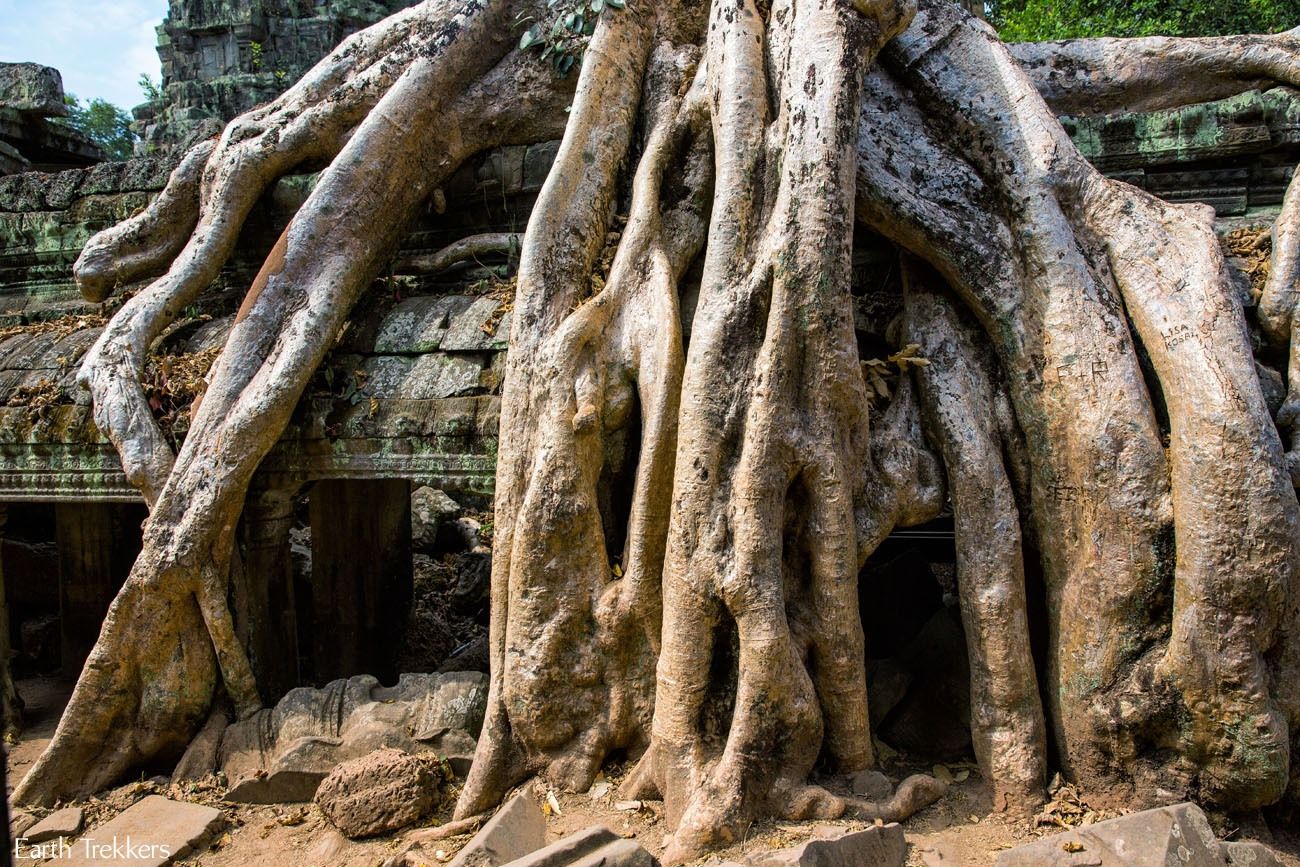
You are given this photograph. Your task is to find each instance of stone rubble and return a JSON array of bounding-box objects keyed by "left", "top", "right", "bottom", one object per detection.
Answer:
[
  {"left": 995, "top": 803, "right": 1289, "bottom": 867},
  {"left": 54, "top": 795, "right": 223, "bottom": 867},
  {"left": 21, "top": 804, "right": 84, "bottom": 843},
  {"left": 220, "top": 671, "right": 487, "bottom": 803},
  {"left": 444, "top": 792, "right": 547, "bottom": 867},
  {"left": 746, "top": 823, "right": 906, "bottom": 867},
  {"left": 315, "top": 748, "right": 443, "bottom": 839},
  {"left": 496, "top": 825, "right": 656, "bottom": 867}
]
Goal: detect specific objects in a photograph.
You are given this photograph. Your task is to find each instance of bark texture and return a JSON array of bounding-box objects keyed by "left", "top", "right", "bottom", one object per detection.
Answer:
[{"left": 16, "top": 0, "right": 1300, "bottom": 860}]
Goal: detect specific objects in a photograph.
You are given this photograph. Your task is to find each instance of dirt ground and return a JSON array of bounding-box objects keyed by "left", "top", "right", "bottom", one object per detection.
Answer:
[{"left": 5, "top": 676, "right": 1298, "bottom": 867}]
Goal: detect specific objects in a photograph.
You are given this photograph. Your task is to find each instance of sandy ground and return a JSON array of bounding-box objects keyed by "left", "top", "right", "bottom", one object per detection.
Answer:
[
  {"left": 5, "top": 676, "right": 1298, "bottom": 867},
  {"left": 6, "top": 677, "right": 69, "bottom": 791}
]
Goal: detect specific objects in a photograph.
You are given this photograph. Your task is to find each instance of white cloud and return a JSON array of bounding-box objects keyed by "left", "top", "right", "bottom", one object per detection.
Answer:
[{"left": 0, "top": 0, "right": 167, "bottom": 109}]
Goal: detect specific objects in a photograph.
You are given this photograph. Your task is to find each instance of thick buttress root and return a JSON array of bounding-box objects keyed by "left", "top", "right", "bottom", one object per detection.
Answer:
[
  {"left": 859, "top": 0, "right": 1300, "bottom": 811},
  {"left": 904, "top": 267, "right": 1047, "bottom": 814},
  {"left": 457, "top": 0, "right": 946, "bottom": 859},
  {"left": 23, "top": 0, "right": 1300, "bottom": 851},
  {"left": 1260, "top": 170, "right": 1300, "bottom": 489}
]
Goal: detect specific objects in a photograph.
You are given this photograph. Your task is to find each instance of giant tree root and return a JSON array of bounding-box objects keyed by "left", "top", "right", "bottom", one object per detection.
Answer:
[
  {"left": 905, "top": 267, "right": 1047, "bottom": 813},
  {"left": 17, "top": 0, "right": 1300, "bottom": 857},
  {"left": 859, "top": 0, "right": 1300, "bottom": 809}
]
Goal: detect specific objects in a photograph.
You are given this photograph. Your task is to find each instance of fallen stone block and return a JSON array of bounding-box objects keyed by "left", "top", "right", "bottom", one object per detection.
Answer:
[
  {"left": 221, "top": 671, "right": 486, "bottom": 803},
  {"left": 57, "top": 795, "right": 224, "bottom": 867},
  {"left": 24, "top": 805, "right": 84, "bottom": 843},
  {"left": 995, "top": 802, "right": 1226, "bottom": 867},
  {"left": 411, "top": 486, "right": 462, "bottom": 552},
  {"left": 316, "top": 748, "right": 442, "bottom": 838},
  {"left": 226, "top": 769, "right": 329, "bottom": 804},
  {"left": 1222, "top": 841, "right": 1286, "bottom": 866},
  {"left": 498, "top": 825, "right": 657, "bottom": 867},
  {"left": 447, "top": 792, "right": 547, "bottom": 867},
  {"left": 748, "top": 823, "right": 905, "bottom": 867}
]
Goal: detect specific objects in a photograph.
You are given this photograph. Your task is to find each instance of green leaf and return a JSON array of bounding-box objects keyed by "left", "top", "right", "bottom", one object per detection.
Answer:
[
  {"left": 519, "top": 24, "right": 543, "bottom": 49},
  {"left": 607, "top": 0, "right": 624, "bottom": 8}
]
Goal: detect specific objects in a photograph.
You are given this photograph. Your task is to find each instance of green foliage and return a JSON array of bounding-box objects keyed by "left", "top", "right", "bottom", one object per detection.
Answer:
[
  {"left": 516, "top": 0, "right": 625, "bottom": 78},
  {"left": 987, "top": 0, "right": 1300, "bottom": 40},
  {"left": 56, "top": 95, "right": 137, "bottom": 161},
  {"left": 138, "top": 73, "right": 162, "bottom": 102}
]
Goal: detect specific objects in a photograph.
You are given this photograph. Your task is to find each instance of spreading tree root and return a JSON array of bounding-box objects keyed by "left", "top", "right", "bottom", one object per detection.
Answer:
[
  {"left": 1261, "top": 174, "right": 1300, "bottom": 489},
  {"left": 18, "top": 0, "right": 1300, "bottom": 857},
  {"left": 860, "top": 0, "right": 1300, "bottom": 811},
  {"left": 455, "top": 1, "right": 952, "bottom": 859},
  {"left": 904, "top": 268, "right": 1046, "bottom": 813}
]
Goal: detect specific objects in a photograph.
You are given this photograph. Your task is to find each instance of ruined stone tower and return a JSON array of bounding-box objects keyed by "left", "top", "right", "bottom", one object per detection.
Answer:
[{"left": 133, "top": 0, "right": 421, "bottom": 152}]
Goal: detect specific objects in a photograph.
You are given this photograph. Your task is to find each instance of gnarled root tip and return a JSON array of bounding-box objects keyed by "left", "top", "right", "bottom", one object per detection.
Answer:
[
  {"left": 849, "top": 773, "right": 949, "bottom": 823},
  {"left": 73, "top": 138, "right": 214, "bottom": 303}
]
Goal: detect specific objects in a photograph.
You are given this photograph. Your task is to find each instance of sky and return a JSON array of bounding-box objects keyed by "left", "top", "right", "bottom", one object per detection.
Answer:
[{"left": 0, "top": 0, "right": 167, "bottom": 110}]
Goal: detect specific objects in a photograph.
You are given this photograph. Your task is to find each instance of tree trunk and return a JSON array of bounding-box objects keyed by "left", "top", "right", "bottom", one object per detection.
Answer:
[{"left": 17, "top": 0, "right": 1300, "bottom": 857}]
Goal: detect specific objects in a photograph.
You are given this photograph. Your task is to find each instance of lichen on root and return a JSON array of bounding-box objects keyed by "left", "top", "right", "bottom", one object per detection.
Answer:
[{"left": 16, "top": 0, "right": 1300, "bottom": 860}]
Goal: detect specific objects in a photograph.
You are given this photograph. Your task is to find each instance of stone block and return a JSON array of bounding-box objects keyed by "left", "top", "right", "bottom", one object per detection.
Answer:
[
  {"left": 523, "top": 141, "right": 561, "bottom": 192},
  {"left": 411, "top": 485, "right": 462, "bottom": 553},
  {"left": 23, "top": 805, "right": 84, "bottom": 843},
  {"left": 441, "top": 296, "right": 505, "bottom": 351},
  {"left": 405, "top": 353, "right": 488, "bottom": 400},
  {"left": 57, "top": 795, "right": 223, "bottom": 866},
  {"left": 0, "top": 63, "right": 67, "bottom": 116},
  {"left": 375, "top": 295, "right": 478, "bottom": 354},
  {"left": 222, "top": 671, "right": 487, "bottom": 803},
  {"left": 995, "top": 803, "right": 1225, "bottom": 867},
  {"left": 1222, "top": 841, "right": 1285, "bottom": 866},
  {"left": 0, "top": 140, "right": 29, "bottom": 176},
  {"left": 748, "top": 823, "right": 905, "bottom": 867},
  {"left": 498, "top": 825, "right": 657, "bottom": 867},
  {"left": 361, "top": 353, "right": 485, "bottom": 400},
  {"left": 447, "top": 792, "right": 547, "bottom": 867}
]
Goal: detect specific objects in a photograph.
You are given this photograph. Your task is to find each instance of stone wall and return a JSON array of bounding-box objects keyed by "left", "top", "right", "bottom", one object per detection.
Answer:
[
  {"left": 1068, "top": 87, "right": 1300, "bottom": 219},
  {"left": 1, "top": 84, "right": 1299, "bottom": 504}
]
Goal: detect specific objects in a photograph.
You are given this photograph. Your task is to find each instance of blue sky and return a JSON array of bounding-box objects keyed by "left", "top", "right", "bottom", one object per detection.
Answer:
[{"left": 0, "top": 0, "right": 167, "bottom": 110}]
